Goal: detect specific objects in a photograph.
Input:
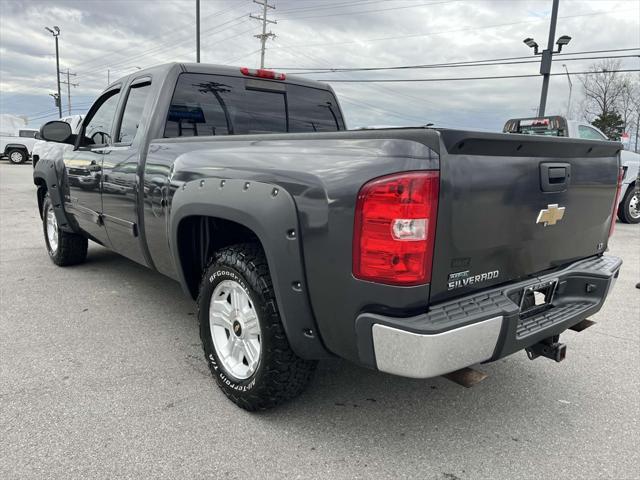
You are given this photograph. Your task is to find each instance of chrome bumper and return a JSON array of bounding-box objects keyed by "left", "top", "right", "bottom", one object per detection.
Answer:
[
  {"left": 362, "top": 255, "right": 622, "bottom": 379},
  {"left": 372, "top": 316, "right": 503, "bottom": 378}
]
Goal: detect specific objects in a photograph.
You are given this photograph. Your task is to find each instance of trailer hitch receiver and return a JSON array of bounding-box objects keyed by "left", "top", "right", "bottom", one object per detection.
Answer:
[{"left": 526, "top": 335, "right": 566, "bottom": 362}]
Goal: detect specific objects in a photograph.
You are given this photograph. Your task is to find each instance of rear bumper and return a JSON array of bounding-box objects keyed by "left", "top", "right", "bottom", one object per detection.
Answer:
[{"left": 356, "top": 255, "right": 622, "bottom": 379}]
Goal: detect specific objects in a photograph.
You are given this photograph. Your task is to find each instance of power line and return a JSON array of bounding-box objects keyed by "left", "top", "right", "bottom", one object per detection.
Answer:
[
  {"left": 320, "top": 68, "right": 640, "bottom": 83},
  {"left": 278, "top": 47, "right": 639, "bottom": 70},
  {"left": 277, "top": 0, "right": 415, "bottom": 15},
  {"left": 76, "top": 17, "right": 252, "bottom": 80},
  {"left": 72, "top": 3, "right": 249, "bottom": 72},
  {"left": 277, "top": 0, "right": 456, "bottom": 20},
  {"left": 267, "top": 10, "right": 614, "bottom": 53},
  {"left": 287, "top": 53, "right": 640, "bottom": 75},
  {"left": 78, "top": 15, "right": 249, "bottom": 76}
]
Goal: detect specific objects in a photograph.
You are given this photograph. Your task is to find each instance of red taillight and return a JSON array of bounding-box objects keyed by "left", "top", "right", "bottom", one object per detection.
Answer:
[
  {"left": 353, "top": 171, "right": 439, "bottom": 286},
  {"left": 240, "top": 67, "right": 286, "bottom": 80},
  {"left": 608, "top": 166, "right": 624, "bottom": 237}
]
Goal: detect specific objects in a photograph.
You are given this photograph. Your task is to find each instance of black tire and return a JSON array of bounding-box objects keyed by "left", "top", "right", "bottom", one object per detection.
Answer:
[
  {"left": 42, "top": 193, "right": 88, "bottom": 266},
  {"left": 617, "top": 185, "right": 640, "bottom": 224},
  {"left": 197, "top": 243, "right": 317, "bottom": 411},
  {"left": 7, "top": 148, "right": 27, "bottom": 164}
]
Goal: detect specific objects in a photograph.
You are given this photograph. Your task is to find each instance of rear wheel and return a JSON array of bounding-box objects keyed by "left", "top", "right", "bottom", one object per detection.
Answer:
[
  {"left": 42, "top": 193, "right": 88, "bottom": 265},
  {"left": 198, "top": 243, "right": 317, "bottom": 411},
  {"left": 617, "top": 186, "right": 640, "bottom": 224},
  {"left": 7, "top": 148, "right": 27, "bottom": 164}
]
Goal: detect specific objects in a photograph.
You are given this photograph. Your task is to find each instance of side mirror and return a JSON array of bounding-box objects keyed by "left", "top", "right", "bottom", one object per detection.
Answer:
[{"left": 40, "top": 121, "right": 73, "bottom": 144}]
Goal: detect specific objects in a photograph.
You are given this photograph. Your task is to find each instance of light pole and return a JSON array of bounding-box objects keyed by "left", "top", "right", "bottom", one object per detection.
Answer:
[
  {"left": 45, "top": 26, "right": 62, "bottom": 118},
  {"left": 196, "top": 0, "right": 201, "bottom": 63},
  {"left": 523, "top": 0, "right": 572, "bottom": 117},
  {"left": 562, "top": 64, "right": 572, "bottom": 118}
]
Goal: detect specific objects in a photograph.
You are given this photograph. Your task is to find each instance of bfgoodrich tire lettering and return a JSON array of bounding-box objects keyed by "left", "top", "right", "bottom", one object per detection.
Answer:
[
  {"left": 42, "top": 193, "right": 88, "bottom": 266},
  {"left": 198, "top": 243, "right": 317, "bottom": 411}
]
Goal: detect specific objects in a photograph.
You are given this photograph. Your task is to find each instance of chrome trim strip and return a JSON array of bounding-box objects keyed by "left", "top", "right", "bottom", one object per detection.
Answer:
[{"left": 372, "top": 316, "right": 503, "bottom": 379}]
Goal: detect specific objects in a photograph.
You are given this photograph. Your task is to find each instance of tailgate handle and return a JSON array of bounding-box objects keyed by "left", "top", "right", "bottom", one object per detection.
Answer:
[{"left": 540, "top": 163, "right": 571, "bottom": 192}]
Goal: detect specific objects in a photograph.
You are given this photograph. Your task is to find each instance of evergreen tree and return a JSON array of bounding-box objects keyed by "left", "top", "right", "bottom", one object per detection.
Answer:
[{"left": 591, "top": 111, "right": 624, "bottom": 140}]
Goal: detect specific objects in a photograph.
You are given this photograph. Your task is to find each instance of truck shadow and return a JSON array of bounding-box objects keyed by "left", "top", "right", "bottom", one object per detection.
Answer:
[{"left": 81, "top": 243, "right": 591, "bottom": 457}]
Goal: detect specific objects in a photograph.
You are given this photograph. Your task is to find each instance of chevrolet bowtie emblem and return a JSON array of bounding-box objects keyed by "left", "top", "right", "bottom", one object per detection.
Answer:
[{"left": 536, "top": 204, "right": 566, "bottom": 226}]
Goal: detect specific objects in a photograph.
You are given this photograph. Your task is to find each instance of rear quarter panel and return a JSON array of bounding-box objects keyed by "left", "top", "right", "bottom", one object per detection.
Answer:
[{"left": 144, "top": 130, "right": 440, "bottom": 362}]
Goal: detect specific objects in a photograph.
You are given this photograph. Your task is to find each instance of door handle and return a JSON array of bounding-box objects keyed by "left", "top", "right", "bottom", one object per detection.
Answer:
[
  {"left": 540, "top": 162, "right": 571, "bottom": 192},
  {"left": 548, "top": 167, "right": 567, "bottom": 182}
]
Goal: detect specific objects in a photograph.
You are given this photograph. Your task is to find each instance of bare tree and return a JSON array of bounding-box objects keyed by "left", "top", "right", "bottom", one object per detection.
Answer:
[
  {"left": 619, "top": 78, "right": 638, "bottom": 128},
  {"left": 579, "top": 60, "right": 626, "bottom": 121}
]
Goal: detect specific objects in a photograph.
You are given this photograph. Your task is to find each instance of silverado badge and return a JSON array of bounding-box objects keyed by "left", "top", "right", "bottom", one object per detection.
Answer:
[{"left": 536, "top": 204, "right": 565, "bottom": 226}]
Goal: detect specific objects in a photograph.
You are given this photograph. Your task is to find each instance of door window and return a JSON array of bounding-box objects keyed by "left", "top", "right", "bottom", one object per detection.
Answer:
[
  {"left": 578, "top": 125, "right": 607, "bottom": 140},
  {"left": 117, "top": 82, "right": 152, "bottom": 144},
  {"left": 81, "top": 90, "right": 121, "bottom": 147}
]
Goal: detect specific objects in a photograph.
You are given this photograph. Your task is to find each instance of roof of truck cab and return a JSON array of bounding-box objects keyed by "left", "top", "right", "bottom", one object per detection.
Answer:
[{"left": 105, "top": 62, "right": 333, "bottom": 92}]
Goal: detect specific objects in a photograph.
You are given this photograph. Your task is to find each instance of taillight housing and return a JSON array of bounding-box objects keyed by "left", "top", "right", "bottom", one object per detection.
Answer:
[
  {"left": 608, "top": 166, "right": 624, "bottom": 237},
  {"left": 353, "top": 171, "right": 439, "bottom": 286},
  {"left": 240, "top": 67, "right": 286, "bottom": 80}
]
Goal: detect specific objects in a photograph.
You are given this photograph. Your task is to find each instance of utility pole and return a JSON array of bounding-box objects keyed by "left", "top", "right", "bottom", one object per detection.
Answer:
[
  {"left": 561, "top": 64, "right": 573, "bottom": 118},
  {"left": 250, "top": 0, "right": 276, "bottom": 68},
  {"left": 196, "top": 0, "right": 201, "bottom": 63},
  {"left": 45, "top": 26, "right": 62, "bottom": 118},
  {"left": 60, "top": 68, "right": 78, "bottom": 116}
]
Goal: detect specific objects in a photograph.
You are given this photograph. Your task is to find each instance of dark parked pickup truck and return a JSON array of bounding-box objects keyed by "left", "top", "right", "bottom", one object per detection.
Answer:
[{"left": 34, "top": 63, "right": 623, "bottom": 410}]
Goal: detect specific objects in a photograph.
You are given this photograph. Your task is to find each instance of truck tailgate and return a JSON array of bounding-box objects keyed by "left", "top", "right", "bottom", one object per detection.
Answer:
[{"left": 429, "top": 130, "right": 621, "bottom": 304}]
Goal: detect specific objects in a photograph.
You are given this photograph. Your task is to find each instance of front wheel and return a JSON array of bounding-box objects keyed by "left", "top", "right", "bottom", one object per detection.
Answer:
[
  {"left": 7, "top": 148, "right": 27, "bottom": 164},
  {"left": 617, "top": 186, "right": 640, "bottom": 224},
  {"left": 198, "top": 243, "right": 317, "bottom": 411},
  {"left": 42, "top": 193, "right": 88, "bottom": 265}
]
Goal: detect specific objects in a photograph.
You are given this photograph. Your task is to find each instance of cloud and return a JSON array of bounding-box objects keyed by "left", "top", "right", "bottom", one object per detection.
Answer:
[{"left": 0, "top": 0, "right": 638, "bottom": 130}]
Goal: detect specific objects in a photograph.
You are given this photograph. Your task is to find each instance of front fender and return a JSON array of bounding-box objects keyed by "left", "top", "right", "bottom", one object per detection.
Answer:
[
  {"left": 33, "top": 158, "right": 76, "bottom": 232},
  {"left": 169, "top": 177, "right": 332, "bottom": 360}
]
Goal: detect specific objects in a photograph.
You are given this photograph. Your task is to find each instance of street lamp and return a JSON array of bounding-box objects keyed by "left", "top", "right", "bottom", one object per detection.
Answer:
[
  {"left": 522, "top": 0, "right": 572, "bottom": 116},
  {"left": 562, "top": 64, "right": 573, "bottom": 118},
  {"left": 45, "top": 26, "right": 62, "bottom": 118},
  {"left": 523, "top": 38, "right": 539, "bottom": 54},
  {"left": 556, "top": 35, "right": 572, "bottom": 52}
]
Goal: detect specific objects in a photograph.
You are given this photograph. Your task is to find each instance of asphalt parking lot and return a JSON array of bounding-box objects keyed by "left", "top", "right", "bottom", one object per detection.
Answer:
[{"left": 1, "top": 161, "right": 638, "bottom": 480}]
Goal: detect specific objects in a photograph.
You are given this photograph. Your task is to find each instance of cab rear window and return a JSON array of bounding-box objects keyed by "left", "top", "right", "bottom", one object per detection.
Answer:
[
  {"left": 164, "top": 73, "right": 344, "bottom": 137},
  {"left": 503, "top": 116, "right": 567, "bottom": 137}
]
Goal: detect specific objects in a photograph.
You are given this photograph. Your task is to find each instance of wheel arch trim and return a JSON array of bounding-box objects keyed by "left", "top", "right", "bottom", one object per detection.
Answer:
[
  {"left": 169, "top": 178, "right": 332, "bottom": 360},
  {"left": 4, "top": 143, "right": 29, "bottom": 154},
  {"left": 33, "top": 158, "right": 75, "bottom": 232}
]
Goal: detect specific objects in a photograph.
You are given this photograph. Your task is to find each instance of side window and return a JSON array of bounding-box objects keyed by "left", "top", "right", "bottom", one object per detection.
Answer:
[
  {"left": 82, "top": 90, "right": 121, "bottom": 147},
  {"left": 287, "top": 85, "right": 344, "bottom": 132},
  {"left": 578, "top": 125, "right": 607, "bottom": 140},
  {"left": 117, "top": 82, "right": 152, "bottom": 144},
  {"left": 165, "top": 74, "right": 234, "bottom": 137}
]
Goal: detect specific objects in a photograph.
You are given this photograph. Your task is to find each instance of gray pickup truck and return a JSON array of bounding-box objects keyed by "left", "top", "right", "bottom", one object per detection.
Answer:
[{"left": 34, "top": 63, "right": 623, "bottom": 410}]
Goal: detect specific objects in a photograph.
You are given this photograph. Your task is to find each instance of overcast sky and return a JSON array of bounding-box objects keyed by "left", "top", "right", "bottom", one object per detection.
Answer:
[{"left": 0, "top": 0, "right": 638, "bottom": 130}]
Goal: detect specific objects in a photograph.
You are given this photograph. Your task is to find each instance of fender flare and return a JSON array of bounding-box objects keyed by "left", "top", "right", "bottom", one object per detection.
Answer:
[
  {"left": 4, "top": 143, "right": 30, "bottom": 155},
  {"left": 170, "top": 177, "right": 332, "bottom": 360},
  {"left": 33, "top": 158, "right": 76, "bottom": 232}
]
